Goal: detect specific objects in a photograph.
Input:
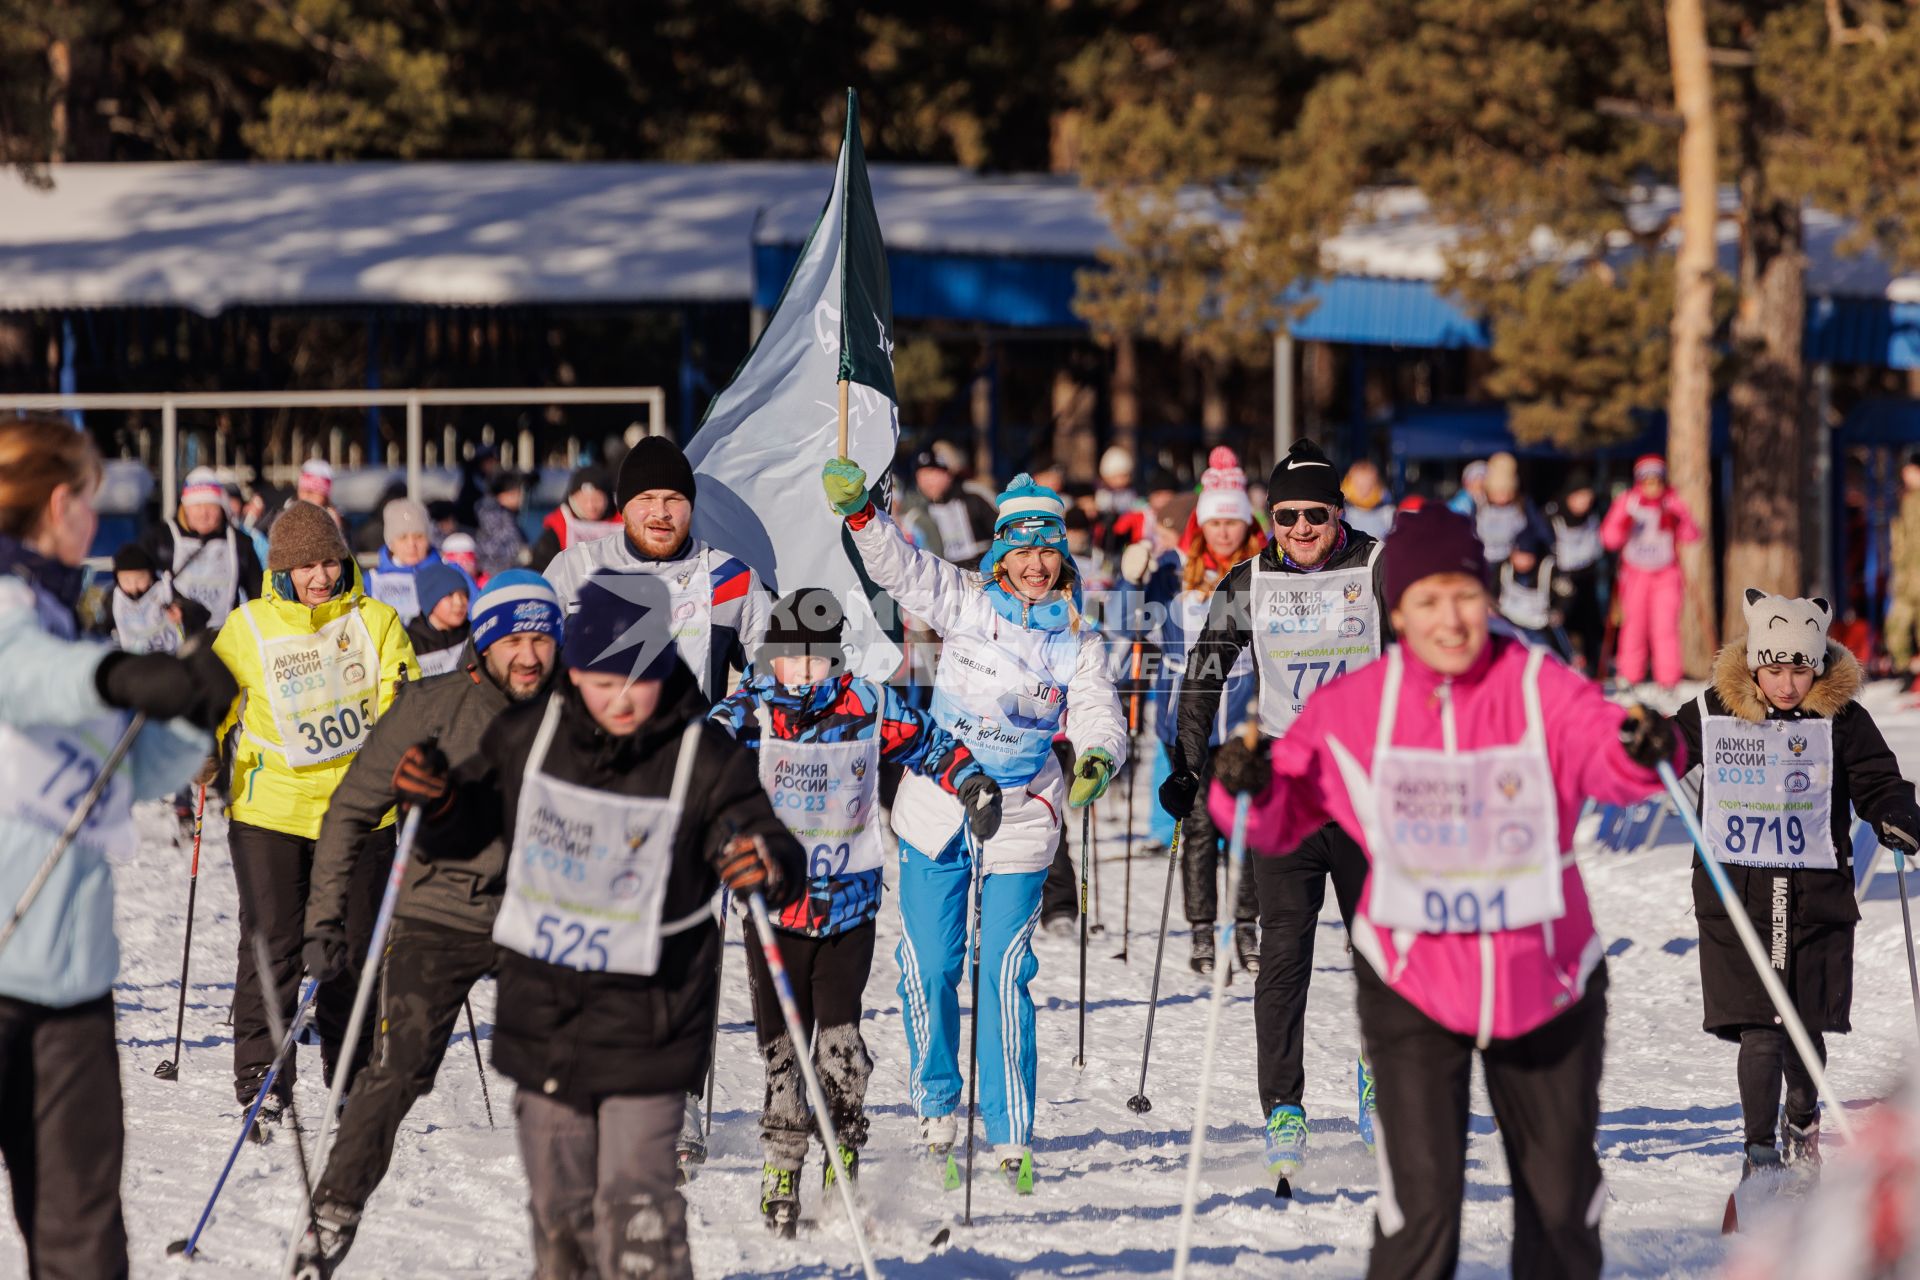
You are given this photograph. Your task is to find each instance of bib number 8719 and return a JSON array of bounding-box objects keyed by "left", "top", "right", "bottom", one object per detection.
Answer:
[
  {"left": 1423, "top": 887, "right": 1509, "bottom": 933},
  {"left": 533, "top": 914, "right": 611, "bottom": 970},
  {"left": 1724, "top": 814, "right": 1806, "bottom": 858}
]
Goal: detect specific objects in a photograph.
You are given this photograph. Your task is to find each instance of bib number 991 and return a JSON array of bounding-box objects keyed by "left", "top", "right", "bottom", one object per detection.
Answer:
[
  {"left": 1423, "top": 887, "right": 1509, "bottom": 933},
  {"left": 532, "top": 914, "right": 611, "bottom": 971}
]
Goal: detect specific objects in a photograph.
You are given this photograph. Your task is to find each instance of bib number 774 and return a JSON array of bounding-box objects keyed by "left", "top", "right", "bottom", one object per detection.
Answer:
[{"left": 1285, "top": 659, "right": 1348, "bottom": 699}]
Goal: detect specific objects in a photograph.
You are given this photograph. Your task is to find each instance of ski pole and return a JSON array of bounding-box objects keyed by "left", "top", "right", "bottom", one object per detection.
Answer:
[
  {"left": 703, "top": 887, "right": 729, "bottom": 1141},
  {"left": 962, "top": 825, "right": 986, "bottom": 1228},
  {"left": 1656, "top": 760, "right": 1856, "bottom": 1143},
  {"left": 0, "top": 713, "right": 146, "bottom": 958},
  {"left": 463, "top": 995, "right": 495, "bottom": 1129},
  {"left": 1074, "top": 805, "right": 1091, "bottom": 1069},
  {"left": 1118, "top": 650, "right": 1142, "bottom": 962},
  {"left": 168, "top": 978, "right": 321, "bottom": 1259},
  {"left": 277, "top": 805, "right": 425, "bottom": 1278},
  {"left": 1127, "top": 823, "right": 1182, "bottom": 1115},
  {"left": 1895, "top": 849, "right": 1920, "bottom": 1043},
  {"left": 253, "top": 933, "right": 323, "bottom": 1267},
  {"left": 155, "top": 780, "right": 207, "bottom": 1082},
  {"left": 1173, "top": 727, "right": 1258, "bottom": 1279},
  {"left": 744, "top": 894, "right": 880, "bottom": 1280}
]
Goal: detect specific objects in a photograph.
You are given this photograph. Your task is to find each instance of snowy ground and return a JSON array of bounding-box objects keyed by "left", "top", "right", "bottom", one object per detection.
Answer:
[{"left": 11, "top": 681, "right": 1920, "bottom": 1278}]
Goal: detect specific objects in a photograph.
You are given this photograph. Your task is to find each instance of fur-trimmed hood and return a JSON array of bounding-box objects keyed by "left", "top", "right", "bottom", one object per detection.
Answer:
[{"left": 1710, "top": 637, "right": 1862, "bottom": 721}]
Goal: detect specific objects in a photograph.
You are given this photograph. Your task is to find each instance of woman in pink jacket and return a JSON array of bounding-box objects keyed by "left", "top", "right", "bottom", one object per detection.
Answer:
[
  {"left": 1211, "top": 505, "right": 1681, "bottom": 1280},
  {"left": 1601, "top": 454, "right": 1700, "bottom": 691}
]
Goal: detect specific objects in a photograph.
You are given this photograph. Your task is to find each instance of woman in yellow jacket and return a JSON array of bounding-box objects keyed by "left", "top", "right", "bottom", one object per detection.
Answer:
[{"left": 213, "top": 500, "right": 416, "bottom": 1127}]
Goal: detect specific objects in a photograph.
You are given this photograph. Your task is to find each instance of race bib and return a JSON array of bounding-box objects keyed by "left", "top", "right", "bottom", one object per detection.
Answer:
[
  {"left": 1251, "top": 560, "right": 1380, "bottom": 734},
  {"left": 173, "top": 532, "right": 239, "bottom": 626},
  {"left": 757, "top": 711, "right": 885, "bottom": 877},
  {"left": 369, "top": 571, "right": 421, "bottom": 622},
  {"left": 256, "top": 611, "right": 380, "bottom": 765},
  {"left": 931, "top": 619, "right": 1073, "bottom": 782},
  {"left": 1623, "top": 507, "right": 1675, "bottom": 571},
  {"left": 1700, "top": 715, "right": 1835, "bottom": 870},
  {"left": 0, "top": 714, "right": 137, "bottom": 863},
  {"left": 417, "top": 646, "right": 464, "bottom": 678}
]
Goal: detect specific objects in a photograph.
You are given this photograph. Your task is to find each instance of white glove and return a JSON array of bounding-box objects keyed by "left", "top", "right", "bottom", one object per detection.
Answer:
[{"left": 1120, "top": 540, "right": 1154, "bottom": 586}]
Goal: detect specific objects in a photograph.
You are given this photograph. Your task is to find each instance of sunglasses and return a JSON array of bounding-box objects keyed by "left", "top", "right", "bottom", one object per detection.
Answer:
[{"left": 1271, "top": 506, "right": 1334, "bottom": 528}]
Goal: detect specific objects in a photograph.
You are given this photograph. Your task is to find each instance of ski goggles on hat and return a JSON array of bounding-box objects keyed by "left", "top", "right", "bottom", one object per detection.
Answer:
[
  {"left": 1270, "top": 505, "right": 1334, "bottom": 528},
  {"left": 996, "top": 516, "right": 1065, "bottom": 548}
]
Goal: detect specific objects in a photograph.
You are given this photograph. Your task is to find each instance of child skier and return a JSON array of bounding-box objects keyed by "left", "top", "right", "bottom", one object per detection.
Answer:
[
  {"left": 1673, "top": 589, "right": 1920, "bottom": 1193},
  {"left": 403, "top": 562, "right": 473, "bottom": 677},
  {"left": 822, "top": 459, "right": 1126, "bottom": 1191},
  {"left": 1602, "top": 454, "right": 1699, "bottom": 692},
  {"left": 710, "top": 586, "right": 1002, "bottom": 1234},
  {"left": 108, "top": 542, "right": 187, "bottom": 654},
  {"left": 1497, "top": 526, "right": 1567, "bottom": 659}
]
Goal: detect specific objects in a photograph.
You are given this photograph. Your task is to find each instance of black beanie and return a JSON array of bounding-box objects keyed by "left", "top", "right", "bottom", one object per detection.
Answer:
[
  {"left": 615, "top": 437, "right": 697, "bottom": 509},
  {"left": 759, "top": 587, "right": 847, "bottom": 674},
  {"left": 1267, "top": 438, "right": 1343, "bottom": 507},
  {"left": 567, "top": 465, "right": 609, "bottom": 497},
  {"left": 112, "top": 543, "right": 156, "bottom": 574}
]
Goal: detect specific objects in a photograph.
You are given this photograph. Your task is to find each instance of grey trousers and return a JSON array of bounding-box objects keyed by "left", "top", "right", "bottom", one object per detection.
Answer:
[{"left": 514, "top": 1088, "right": 692, "bottom": 1280}]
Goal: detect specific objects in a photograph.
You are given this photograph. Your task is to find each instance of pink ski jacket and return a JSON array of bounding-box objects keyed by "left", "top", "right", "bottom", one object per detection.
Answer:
[{"left": 1210, "top": 635, "right": 1679, "bottom": 1044}]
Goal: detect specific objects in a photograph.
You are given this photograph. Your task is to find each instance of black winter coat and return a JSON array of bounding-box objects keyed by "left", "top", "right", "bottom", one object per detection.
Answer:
[
  {"left": 1675, "top": 640, "right": 1920, "bottom": 1039},
  {"left": 442, "top": 661, "right": 804, "bottom": 1105}
]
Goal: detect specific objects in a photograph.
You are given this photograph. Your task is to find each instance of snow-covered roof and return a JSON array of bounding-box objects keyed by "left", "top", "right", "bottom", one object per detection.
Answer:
[{"left": 0, "top": 162, "right": 1913, "bottom": 316}]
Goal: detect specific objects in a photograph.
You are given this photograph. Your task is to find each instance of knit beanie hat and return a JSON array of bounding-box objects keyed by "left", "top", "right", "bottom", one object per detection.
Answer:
[
  {"left": 759, "top": 587, "right": 847, "bottom": 676},
  {"left": 1634, "top": 454, "right": 1667, "bottom": 481},
  {"left": 181, "top": 466, "right": 225, "bottom": 508},
  {"left": 269, "top": 500, "right": 351, "bottom": 571},
  {"left": 416, "top": 563, "right": 470, "bottom": 620},
  {"left": 470, "top": 568, "right": 563, "bottom": 654},
  {"left": 112, "top": 543, "right": 156, "bottom": 575},
  {"left": 616, "top": 436, "right": 697, "bottom": 509},
  {"left": 1742, "top": 589, "right": 1832, "bottom": 674},
  {"left": 1267, "top": 439, "right": 1343, "bottom": 508},
  {"left": 297, "top": 458, "right": 333, "bottom": 495},
  {"left": 566, "top": 465, "right": 609, "bottom": 499},
  {"left": 1196, "top": 446, "right": 1253, "bottom": 525},
  {"left": 383, "top": 498, "right": 429, "bottom": 543},
  {"left": 982, "top": 473, "right": 1081, "bottom": 607},
  {"left": 1099, "top": 445, "right": 1134, "bottom": 481},
  {"left": 441, "top": 532, "right": 478, "bottom": 562},
  {"left": 563, "top": 571, "right": 678, "bottom": 680},
  {"left": 1382, "top": 506, "right": 1489, "bottom": 610}
]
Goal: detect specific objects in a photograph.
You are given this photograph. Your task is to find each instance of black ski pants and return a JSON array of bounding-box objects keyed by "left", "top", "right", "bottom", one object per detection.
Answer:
[
  {"left": 743, "top": 921, "right": 876, "bottom": 1167},
  {"left": 315, "top": 917, "right": 497, "bottom": 1211},
  {"left": 1736, "top": 1025, "right": 1825, "bottom": 1148},
  {"left": 1358, "top": 957, "right": 1609, "bottom": 1280},
  {"left": 230, "top": 820, "right": 393, "bottom": 1103},
  {"left": 1180, "top": 747, "right": 1257, "bottom": 926},
  {"left": 1250, "top": 822, "right": 1368, "bottom": 1114},
  {"left": 1041, "top": 740, "right": 1080, "bottom": 925},
  {"left": 0, "top": 995, "right": 126, "bottom": 1279},
  {"left": 1557, "top": 565, "right": 1606, "bottom": 677}
]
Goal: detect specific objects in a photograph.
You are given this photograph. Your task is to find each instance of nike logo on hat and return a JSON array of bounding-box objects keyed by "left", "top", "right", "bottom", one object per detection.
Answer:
[{"left": 1287, "top": 457, "right": 1332, "bottom": 469}]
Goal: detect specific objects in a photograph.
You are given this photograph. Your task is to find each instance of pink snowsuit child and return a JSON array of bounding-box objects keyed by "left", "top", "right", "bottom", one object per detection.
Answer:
[{"left": 1601, "top": 454, "right": 1699, "bottom": 688}]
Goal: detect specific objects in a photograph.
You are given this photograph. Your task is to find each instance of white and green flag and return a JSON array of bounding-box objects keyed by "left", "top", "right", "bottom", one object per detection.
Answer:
[{"left": 685, "top": 88, "right": 901, "bottom": 678}]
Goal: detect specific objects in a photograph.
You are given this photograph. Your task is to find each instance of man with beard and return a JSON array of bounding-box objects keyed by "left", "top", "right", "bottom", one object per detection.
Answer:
[{"left": 291, "top": 570, "right": 565, "bottom": 1276}]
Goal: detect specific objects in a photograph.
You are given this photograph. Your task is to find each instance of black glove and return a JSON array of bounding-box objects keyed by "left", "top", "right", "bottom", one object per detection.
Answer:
[
  {"left": 1879, "top": 812, "right": 1920, "bottom": 857},
  {"left": 393, "top": 742, "right": 453, "bottom": 819},
  {"left": 171, "top": 596, "right": 212, "bottom": 639},
  {"left": 715, "top": 833, "right": 797, "bottom": 909},
  {"left": 95, "top": 637, "right": 239, "bottom": 732},
  {"left": 957, "top": 771, "right": 1003, "bottom": 843},
  {"left": 1212, "top": 734, "right": 1272, "bottom": 798},
  {"left": 302, "top": 925, "right": 349, "bottom": 983},
  {"left": 1618, "top": 704, "right": 1676, "bottom": 769},
  {"left": 1158, "top": 768, "right": 1201, "bottom": 819}
]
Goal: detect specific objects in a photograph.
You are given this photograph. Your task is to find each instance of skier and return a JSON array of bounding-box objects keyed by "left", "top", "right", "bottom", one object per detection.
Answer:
[
  {"left": 475, "top": 471, "right": 531, "bottom": 578},
  {"left": 398, "top": 570, "right": 803, "bottom": 1279},
  {"left": 1119, "top": 447, "right": 1262, "bottom": 973},
  {"left": 542, "top": 433, "right": 771, "bottom": 1166},
  {"left": 709, "top": 586, "right": 1003, "bottom": 1234},
  {"left": 1496, "top": 527, "right": 1565, "bottom": 658},
  {"left": 403, "top": 562, "right": 474, "bottom": 678},
  {"left": 1602, "top": 454, "right": 1700, "bottom": 694},
  {"left": 896, "top": 447, "right": 996, "bottom": 569},
  {"left": 1672, "top": 589, "right": 1920, "bottom": 1190},
  {"left": 1158, "top": 436, "right": 1388, "bottom": 1179},
  {"left": 291, "top": 570, "right": 565, "bottom": 1276},
  {"left": 212, "top": 500, "right": 418, "bottom": 1128},
  {"left": 1545, "top": 470, "right": 1607, "bottom": 676},
  {"left": 0, "top": 415, "right": 236, "bottom": 1278},
  {"left": 528, "top": 465, "right": 620, "bottom": 572},
  {"left": 821, "top": 458, "right": 1126, "bottom": 1190},
  {"left": 1210, "top": 503, "right": 1681, "bottom": 1280},
  {"left": 366, "top": 498, "right": 447, "bottom": 624},
  {"left": 143, "top": 464, "right": 265, "bottom": 631},
  {"left": 108, "top": 542, "right": 188, "bottom": 655},
  {"left": 276, "top": 458, "right": 346, "bottom": 533}
]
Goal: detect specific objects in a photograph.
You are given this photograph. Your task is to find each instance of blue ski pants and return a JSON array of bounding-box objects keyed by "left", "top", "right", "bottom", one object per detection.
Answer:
[{"left": 895, "top": 830, "right": 1048, "bottom": 1148}]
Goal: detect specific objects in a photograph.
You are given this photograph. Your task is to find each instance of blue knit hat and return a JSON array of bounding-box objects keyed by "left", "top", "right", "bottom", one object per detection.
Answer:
[
  {"left": 415, "top": 563, "right": 470, "bottom": 620},
  {"left": 562, "top": 571, "right": 679, "bottom": 681},
  {"left": 981, "top": 472, "right": 1079, "bottom": 605},
  {"left": 470, "top": 568, "right": 563, "bottom": 654}
]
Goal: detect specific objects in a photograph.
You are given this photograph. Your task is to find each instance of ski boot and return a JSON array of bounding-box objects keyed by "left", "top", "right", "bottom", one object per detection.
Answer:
[
  {"left": 920, "top": 1114, "right": 960, "bottom": 1190},
  {"left": 1264, "top": 1104, "right": 1308, "bottom": 1195},
  {"left": 1234, "top": 926, "right": 1260, "bottom": 975},
  {"left": 1357, "top": 1058, "right": 1378, "bottom": 1153},
  {"left": 675, "top": 1095, "right": 706, "bottom": 1186},
  {"left": 290, "top": 1201, "right": 360, "bottom": 1279},
  {"left": 760, "top": 1164, "right": 801, "bottom": 1239},
  {"left": 823, "top": 1142, "right": 859, "bottom": 1189},
  {"left": 1189, "top": 927, "right": 1216, "bottom": 975},
  {"left": 999, "top": 1148, "right": 1035, "bottom": 1195},
  {"left": 245, "top": 1090, "right": 287, "bottom": 1145},
  {"left": 1783, "top": 1114, "right": 1821, "bottom": 1171}
]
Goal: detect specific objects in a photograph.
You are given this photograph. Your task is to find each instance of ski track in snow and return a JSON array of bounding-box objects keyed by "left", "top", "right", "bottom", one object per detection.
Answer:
[{"left": 5, "top": 681, "right": 1918, "bottom": 1277}]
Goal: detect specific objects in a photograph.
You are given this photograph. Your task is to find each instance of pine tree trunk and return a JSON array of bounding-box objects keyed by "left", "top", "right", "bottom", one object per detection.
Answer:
[
  {"left": 1110, "top": 335, "right": 1139, "bottom": 459},
  {"left": 1666, "top": 0, "right": 1718, "bottom": 677}
]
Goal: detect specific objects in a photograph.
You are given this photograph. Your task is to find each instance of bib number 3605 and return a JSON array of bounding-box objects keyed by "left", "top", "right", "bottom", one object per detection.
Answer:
[{"left": 297, "top": 698, "right": 372, "bottom": 755}]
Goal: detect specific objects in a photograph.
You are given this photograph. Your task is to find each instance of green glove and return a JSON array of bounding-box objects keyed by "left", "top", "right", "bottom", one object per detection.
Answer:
[
  {"left": 822, "top": 457, "right": 870, "bottom": 517},
  {"left": 1068, "top": 748, "right": 1116, "bottom": 809}
]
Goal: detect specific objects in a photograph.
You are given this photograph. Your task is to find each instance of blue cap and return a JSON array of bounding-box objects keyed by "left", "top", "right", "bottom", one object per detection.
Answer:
[
  {"left": 470, "top": 568, "right": 563, "bottom": 654},
  {"left": 415, "top": 563, "right": 470, "bottom": 620}
]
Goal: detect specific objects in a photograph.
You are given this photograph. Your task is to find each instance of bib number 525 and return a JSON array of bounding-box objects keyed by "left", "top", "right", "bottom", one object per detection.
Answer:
[{"left": 533, "top": 914, "right": 611, "bottom": 971}]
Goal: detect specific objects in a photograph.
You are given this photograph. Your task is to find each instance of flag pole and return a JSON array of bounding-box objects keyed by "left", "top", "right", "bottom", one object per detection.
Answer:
[{"left": 837, "top": 379, "right": 850, "bottom": 457}]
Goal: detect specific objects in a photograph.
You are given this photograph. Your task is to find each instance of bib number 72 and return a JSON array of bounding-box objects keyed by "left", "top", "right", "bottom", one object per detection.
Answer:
[{"left": 37, "top": 741, "right": 112, "bottom": 829}]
